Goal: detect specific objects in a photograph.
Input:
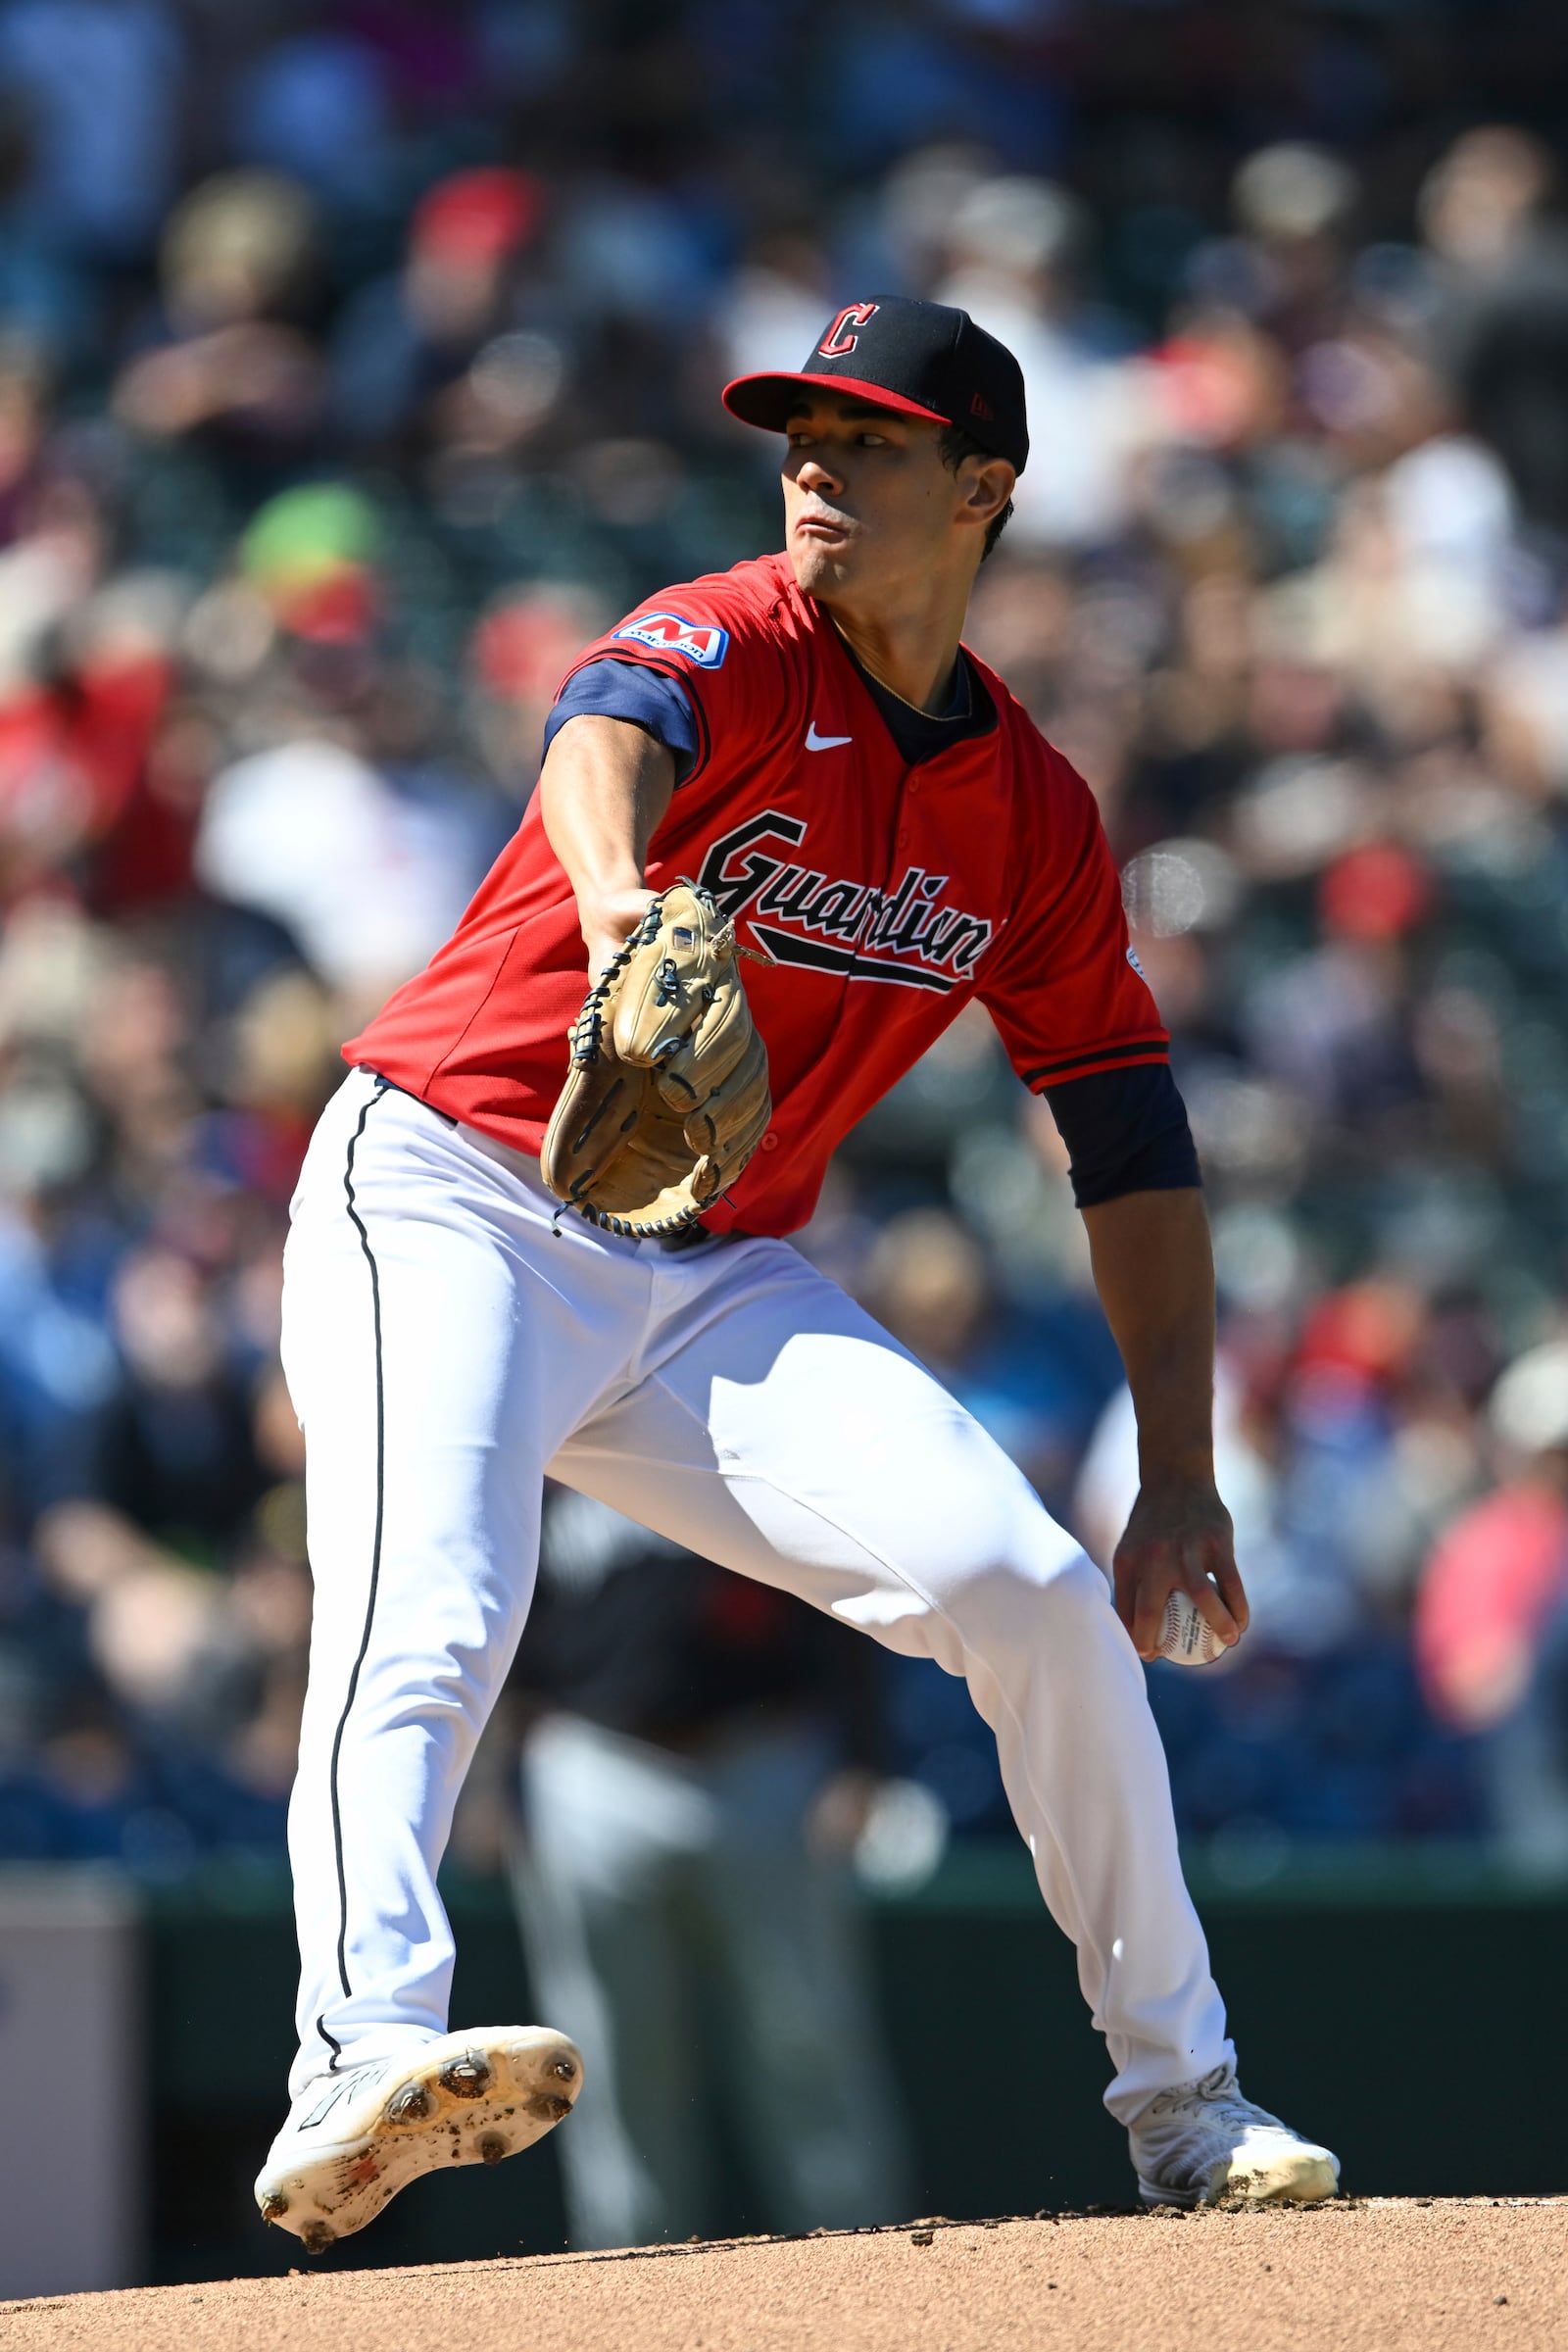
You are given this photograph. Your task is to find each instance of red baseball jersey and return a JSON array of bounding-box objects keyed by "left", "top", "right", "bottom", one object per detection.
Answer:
[{"left": 346, "top": 551, "right": 1169, "bottom": 1236}]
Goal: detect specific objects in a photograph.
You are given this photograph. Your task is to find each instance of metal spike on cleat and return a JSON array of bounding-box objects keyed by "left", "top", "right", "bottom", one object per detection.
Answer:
[{"left": 439, "top": 2050, "right": 493, "bottom": 2098}]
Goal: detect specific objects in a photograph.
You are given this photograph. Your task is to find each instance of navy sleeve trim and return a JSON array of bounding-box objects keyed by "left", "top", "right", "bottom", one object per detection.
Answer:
[
  {"left": 1021, "top": 1035, "right": 1169, "bottom": 1088},
  {"left": 543, "top": 658, "right": 703, "bottom": 785},
  {"left": 1042, "top": 1061, "right": 1201, "bottom": 1208}
]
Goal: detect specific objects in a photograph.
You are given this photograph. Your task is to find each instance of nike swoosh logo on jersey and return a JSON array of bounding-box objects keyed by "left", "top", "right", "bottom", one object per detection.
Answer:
[{"left": 805, "top": 723, "right": 854, "bottom": 751}]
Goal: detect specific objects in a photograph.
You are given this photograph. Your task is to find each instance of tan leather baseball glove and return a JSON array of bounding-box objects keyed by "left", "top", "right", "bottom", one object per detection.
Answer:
[{"left": 541, "top": 882, "right": 771, "bottom": 1237}]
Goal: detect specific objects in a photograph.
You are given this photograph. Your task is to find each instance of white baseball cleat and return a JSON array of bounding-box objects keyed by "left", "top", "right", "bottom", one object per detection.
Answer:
[
  {"left": 1130, "top": 2062, "right": 1340, "bottom": 2208},
  {"left": 254, "top": 2025, "right": 583, "bottom": 2252}
]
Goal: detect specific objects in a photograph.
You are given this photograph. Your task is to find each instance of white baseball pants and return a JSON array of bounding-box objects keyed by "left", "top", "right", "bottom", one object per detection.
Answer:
[{"left": 280, "top": 1067, "right": 1233, "bottom": 2122}]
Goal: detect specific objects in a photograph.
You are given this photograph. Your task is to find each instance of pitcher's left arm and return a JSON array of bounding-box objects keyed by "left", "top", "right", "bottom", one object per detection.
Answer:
[{"left": 1080, "top": 1186, "right": 1246, "bottom": 1660}]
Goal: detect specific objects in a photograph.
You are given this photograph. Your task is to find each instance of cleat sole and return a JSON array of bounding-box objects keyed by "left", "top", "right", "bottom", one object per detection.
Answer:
[{"left": 253, "top": 2026, "right": 582, "bottom": 2249}]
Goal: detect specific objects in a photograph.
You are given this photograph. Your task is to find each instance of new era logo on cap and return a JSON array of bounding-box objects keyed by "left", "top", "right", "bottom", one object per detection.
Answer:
[{"left": 722, "top": 295, "right": 1028, "bottom": 475}]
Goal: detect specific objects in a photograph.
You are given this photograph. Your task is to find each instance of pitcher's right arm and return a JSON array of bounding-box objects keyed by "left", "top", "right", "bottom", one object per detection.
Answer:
[{"left": 538, "top": 714, "right": 675, "bottom": 980}]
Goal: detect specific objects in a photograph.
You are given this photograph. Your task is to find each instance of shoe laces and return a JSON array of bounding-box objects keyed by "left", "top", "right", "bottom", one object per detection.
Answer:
[{"left": 1145, "top": 2063, "right": 1270, "bottom": 2131}]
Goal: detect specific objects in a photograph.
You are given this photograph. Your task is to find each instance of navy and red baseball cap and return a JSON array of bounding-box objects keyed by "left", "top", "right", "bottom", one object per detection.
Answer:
[{"left": 723, "top": 296, "right": 1028, "bottom": 475}]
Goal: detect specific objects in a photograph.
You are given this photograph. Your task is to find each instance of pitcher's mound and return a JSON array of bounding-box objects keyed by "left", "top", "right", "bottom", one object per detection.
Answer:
[{"left": 6, "top": 2199, "right": 1566, "bottom": 2352}]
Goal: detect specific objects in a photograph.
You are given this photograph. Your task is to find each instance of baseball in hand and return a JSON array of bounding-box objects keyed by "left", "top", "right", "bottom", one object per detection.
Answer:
[{"left": 1157, "top": 1585, "right": 1227, "bottom": 1668}]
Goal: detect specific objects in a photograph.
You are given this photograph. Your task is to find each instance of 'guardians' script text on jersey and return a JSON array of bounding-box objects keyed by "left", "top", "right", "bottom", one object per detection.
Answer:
[{"left": 347, "top": 553, "right": 1169, "bottom": 1236}]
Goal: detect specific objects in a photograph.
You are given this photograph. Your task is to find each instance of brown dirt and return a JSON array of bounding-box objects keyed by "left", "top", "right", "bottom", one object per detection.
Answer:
[{"left": 3, "top": 2200, "right": 1564, "bottom": 2352}]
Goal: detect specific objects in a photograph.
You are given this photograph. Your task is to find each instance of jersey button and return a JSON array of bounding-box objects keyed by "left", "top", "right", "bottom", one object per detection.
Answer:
[
  {"left": 908, "top": 778, "right": 921, "bottom": 794},
  {"left": 898, "top": 829, "right": 908, "bottom": 847},
  {"left": 760, "top": 1133, "right": 779, "bottom": 1152}
]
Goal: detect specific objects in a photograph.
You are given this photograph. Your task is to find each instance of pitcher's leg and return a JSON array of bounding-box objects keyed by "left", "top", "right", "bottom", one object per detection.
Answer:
[
  {"left": 555, "top": 1241, "right": 1231, "bottom": 2124},
  {"left": 280, "top": 1080, "right": 609, "bottom": 2096}
]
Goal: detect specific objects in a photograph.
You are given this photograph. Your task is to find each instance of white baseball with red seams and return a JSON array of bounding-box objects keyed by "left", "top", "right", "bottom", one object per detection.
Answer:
[{"left": 1157, "top": 1588, "right": 1228, "bottom": 1668}]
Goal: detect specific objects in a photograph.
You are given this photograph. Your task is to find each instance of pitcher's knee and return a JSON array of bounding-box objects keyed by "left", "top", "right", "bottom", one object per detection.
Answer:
[{"left": 945, "top": 1540, "right": 1111, "bottom": 1664}]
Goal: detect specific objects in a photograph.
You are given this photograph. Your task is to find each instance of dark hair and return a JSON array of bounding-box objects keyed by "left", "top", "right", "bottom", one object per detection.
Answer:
[{"left": 939, "top": 422, "right": 1015, "bottom": 562}]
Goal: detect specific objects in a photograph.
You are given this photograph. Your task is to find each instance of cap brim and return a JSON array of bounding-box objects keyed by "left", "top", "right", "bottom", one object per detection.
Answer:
[{"left": 722, "top": 370, "right": 952, "bottom": 433}]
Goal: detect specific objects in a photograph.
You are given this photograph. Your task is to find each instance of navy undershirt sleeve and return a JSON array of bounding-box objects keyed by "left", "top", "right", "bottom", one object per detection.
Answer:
[
  {"left": 542, "top": 658, "right": 701, "bottom": 783},
  {"left": 1042, "top": 1062, "right": 1202, "bottom": 1208}
]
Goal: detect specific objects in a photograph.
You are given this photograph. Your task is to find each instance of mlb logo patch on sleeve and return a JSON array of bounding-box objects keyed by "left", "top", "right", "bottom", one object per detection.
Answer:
[{"left": 612, "top": 612, "right": 730, "bottom": 668}]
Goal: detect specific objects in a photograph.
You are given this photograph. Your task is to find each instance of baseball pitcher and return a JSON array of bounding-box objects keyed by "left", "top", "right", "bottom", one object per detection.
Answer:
[{"left": 255, "top": 299, "right": 1339, "bottom": 2250}]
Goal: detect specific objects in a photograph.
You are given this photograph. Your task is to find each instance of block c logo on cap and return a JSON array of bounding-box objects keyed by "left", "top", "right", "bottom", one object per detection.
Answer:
[{"left": 818, "top": 302, "right": 879, "bottom": 359}]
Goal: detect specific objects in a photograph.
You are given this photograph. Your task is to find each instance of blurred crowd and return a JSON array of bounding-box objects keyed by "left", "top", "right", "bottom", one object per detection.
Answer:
[{"left": 4, "top": 0, "right": 1568, "bottom": 1880}]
